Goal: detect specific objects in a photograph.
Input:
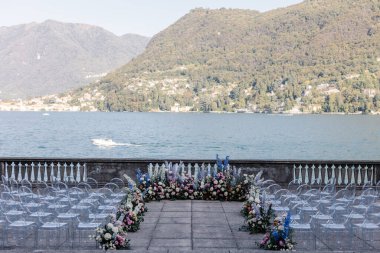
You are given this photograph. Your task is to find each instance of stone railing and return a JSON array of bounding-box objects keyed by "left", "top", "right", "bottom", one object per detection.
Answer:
[{"left": 0, "top": 158, "right": 379, "bottom": 187}]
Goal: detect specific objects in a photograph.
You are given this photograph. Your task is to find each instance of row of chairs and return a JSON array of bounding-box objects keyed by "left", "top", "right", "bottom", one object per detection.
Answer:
[
  {"left": 0, "top": 176, "right": 128, "bottom": 249},
  {"left": 259, "top": 179, "right": 380, "bottom": 251}
]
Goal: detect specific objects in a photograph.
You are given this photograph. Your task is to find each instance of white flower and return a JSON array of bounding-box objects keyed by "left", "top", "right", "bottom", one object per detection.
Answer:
[
  {"left": 244, "top": 180, "right": 248, "bottom": 184},
  {"left": 107, "top": 223, "right": 114, "bottom": 229},
  {"left": 112, "top": 227, "right": 118, "bottom": 233},
  {"left": 184, "top": 192, "right": 188, "bottom": 196},
  {"left": 212, "top": 191, "right": 216, "bottom": 196},
  {"left": 278, "top": 225, "right": 284, "bottom": 231},
  {"left": 104, "top": 233, "right": 112, "bottom": 240},
  {"left": 224, "top": 192, "right": 228, "bottom": 196},
  {"left": 258, "top": 221, "right": 262, "bottom": 224},
  {"left": 213, "top": 180, "right": 218, "bottom": 185},
  {"left": 249, "top": 196, "right": 254, "bottom": 202},
  {"left": 176, "top": 188, "right": 180, "bottom": 192},
  {"left": 210, "top": 187, "right": 214, "bottom": 191}
]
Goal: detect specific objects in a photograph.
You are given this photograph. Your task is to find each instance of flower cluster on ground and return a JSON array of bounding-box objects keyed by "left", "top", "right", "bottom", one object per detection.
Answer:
[
  {"left": 136, "top": 156, "right": 257, "bottom": 202},
  {"left": 258, "top": 212, "right": 295, "bottom": 251},
  {"left": 95, "top": 222, "right": 130, "bottom": 250},
  {"left": 95, "top": 175, "right": 147, "bottom": 250},
  {"left": 241, "top": 184, "right": 274, "bottom": 234}
]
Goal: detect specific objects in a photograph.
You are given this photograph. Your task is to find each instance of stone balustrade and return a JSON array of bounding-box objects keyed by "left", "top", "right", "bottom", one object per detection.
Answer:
[{"left": 0, "top": 158, "right": 379, "bottom": 187}]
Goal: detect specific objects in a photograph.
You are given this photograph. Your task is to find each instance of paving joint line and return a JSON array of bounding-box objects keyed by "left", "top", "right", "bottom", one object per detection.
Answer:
[{"left": 146, "top": 201, "right": 164, "bottom": 250}]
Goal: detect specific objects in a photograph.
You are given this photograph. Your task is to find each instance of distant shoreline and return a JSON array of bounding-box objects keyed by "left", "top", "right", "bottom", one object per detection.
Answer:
[{"left": 0, "top": 109, "right": 379, "bottom": 115}]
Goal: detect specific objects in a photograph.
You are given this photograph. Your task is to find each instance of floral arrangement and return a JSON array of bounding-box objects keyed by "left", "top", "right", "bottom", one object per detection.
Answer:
[
  {"left": 95, "top": 222, "right": 130, "bottom": 250},
  {"left": 241, "top": 183, "right": 274, "bottom": 234},
  {"left": 95, "top": 175, "right": 147, "bottom": 250},
  {"left": 258, "top": 212, "right": 295, "bottom": 251},
  {"left": 137, "top": 156, "right": 259, "bottom": 202},
  {"left": 115, "top": 186, "right": 147, "bottom": 232}
]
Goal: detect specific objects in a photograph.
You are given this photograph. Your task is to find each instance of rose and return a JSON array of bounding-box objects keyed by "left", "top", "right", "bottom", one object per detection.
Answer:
[
  {"left": 213, "top": 180, "right": 218, "bottom": 185},
  {"left": 210, "top": 187, "right": 214, "bottom": 191},
  {"left": 104, "top": 233, "right": 112, "bottom": 240},
  {"left": 107, "top": 223, "right": 114, "bottom": 229},
  {"left": 112, "top": 226, "right": 119, "bottom": 233}
]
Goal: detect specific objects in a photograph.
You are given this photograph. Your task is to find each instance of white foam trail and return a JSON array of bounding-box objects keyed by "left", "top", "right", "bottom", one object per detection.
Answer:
[{"left": 91, "top": 138, "right": 141, "bottom": 148}]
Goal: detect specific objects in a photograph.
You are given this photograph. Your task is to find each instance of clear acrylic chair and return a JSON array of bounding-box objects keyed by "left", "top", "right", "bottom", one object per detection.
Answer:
[
  {"left": 35, "top": 202, "right": 69, "bottom": 249},
  {"left": 3, "top": 203, "right": 37, "bottom": 249},
  {"left": 319, "top": 216, "right": 354, "bottom": 250},
  {"left": 353, "top": 204, "right": 380, "bottom": 250},
  {"left": 290, "top": 203, "right": 316, "bottom": 250},
  {"left": 73, "top": 202, "right": 101, "bottom": 249}
]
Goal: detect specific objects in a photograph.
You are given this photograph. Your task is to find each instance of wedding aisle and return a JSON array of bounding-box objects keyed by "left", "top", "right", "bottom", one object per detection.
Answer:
[{"left": 128, "top": 200, "right": 266, "bottom": 252}]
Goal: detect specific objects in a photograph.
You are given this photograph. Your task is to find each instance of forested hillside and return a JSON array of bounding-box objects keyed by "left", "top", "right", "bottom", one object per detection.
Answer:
[{"left": 66, "top": 0, "right": 380, "bottom": 113}]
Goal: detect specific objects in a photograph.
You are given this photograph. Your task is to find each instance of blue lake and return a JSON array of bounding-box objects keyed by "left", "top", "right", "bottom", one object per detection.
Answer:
[{"left": 0, "top": 112, "right": 379, "bottom": 160}]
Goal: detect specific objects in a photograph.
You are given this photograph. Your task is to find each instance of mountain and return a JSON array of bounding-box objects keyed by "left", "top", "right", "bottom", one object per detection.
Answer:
[
  {"left": 44, "top": 0, "right": 380, "bottom": 113},
  {"left": 0, "top": 20, "right": 150, "bottom": 99}
]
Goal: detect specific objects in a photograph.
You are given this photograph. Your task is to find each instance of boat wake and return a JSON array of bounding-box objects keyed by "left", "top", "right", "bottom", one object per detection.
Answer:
[{"left": 91, "top": 138, "right": 141, "bottom": 148}]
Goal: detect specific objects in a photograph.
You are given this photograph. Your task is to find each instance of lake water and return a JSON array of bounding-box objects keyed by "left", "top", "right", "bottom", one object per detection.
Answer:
[{"left": 0, "top": 112, "right": 379, "bottom": 160}]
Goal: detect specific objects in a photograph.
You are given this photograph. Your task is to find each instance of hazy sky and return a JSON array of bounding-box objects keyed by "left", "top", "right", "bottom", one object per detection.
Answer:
[{"left": 0, "top": 0, "right": 303, "bottom": 37}]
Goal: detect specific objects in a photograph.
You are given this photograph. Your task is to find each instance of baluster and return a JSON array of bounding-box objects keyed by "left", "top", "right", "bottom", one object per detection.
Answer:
[
  {"left": 317, "top": 165, "right": 322, "bottom": 184},
  {"left": 350, "top": 165, "right": 356, "bottom": 184},
  {"left": 331, "top": 164, "right": 336, "bottom": 182},
  {"left": 4, "top": 162, "right": 8, "bottom": 180},
  {"left": 194, "top": 163, "right": 199, "bottom": 181},
  {"left": 43, "top": 162, "right": 48, "bottom": 182},
  {"left": 304, "top": 165, "right": 309, "bottom": 184},
  {"left": 324, "top": 165, "right": 329, "bottom": 184},
  {"left": 188, "top": 163, "right": 192, "bottom": 177},
  {"left": 17, "top": 162, "right": 22, "bottom": 182},
  {"left": 56, "top": 162, "right": 61, "bottom": 182},
  {"left": 311, "top": 164, "right": 315, "bottom": 184},
  {"left": 10, "top": 162, "right": 15, "bottom": 180},
  {"left": 337, "top": 165, "right": 342, "bottom": 185},
  {"left": 370, "top": 166, "right": 374, "bottom": 185},
  {"left": 83, "top": 163, "right": 87, "bottom": 182},
  {"left": 24, "top": 163, "right": 29, "bottom": 181},
  {"left": 201, "top": 163, "right": 206, "bottom": 178},
  {"left": 298, "top": 165, "right": 303, "bottom": 183},
  {"left": 63, "top": 163, "right": 68, "bottom": 182},
  {"left": 37, "top": 162, "right": 42, "bottom": 181},
  {"left": 293, "top": 164, "right": 296, "bottom": 182},
  {"left": 357, "top": 165, "right": 362, "bottom": 185},
  {"left": 364, "top": 166, "right": 369, "bottom": 185},
  {"left": 344, "top": 165, "right": 349, "bottom": 185},
  {"left": 76, "top": 163, "right": 81, "bottom": 183},
  {"left": 69, "top": 163, "right": 74, "bottom": 183},
  {"left": 213, "top": 163, "right": 218, "bottom": 176},
  {"left": 50, "top": 162, "right": 55, "bottom": 182},
  {"left": 207, "top": 164, "right": 211, "bottom": 177},
  {"left": 30, "top": 162, "right": 35, "bottom": 182}
]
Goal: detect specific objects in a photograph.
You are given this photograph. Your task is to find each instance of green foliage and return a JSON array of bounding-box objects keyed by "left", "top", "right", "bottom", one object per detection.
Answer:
[{"left": 69, "top": 0, "right": 380, "bottom": 113}]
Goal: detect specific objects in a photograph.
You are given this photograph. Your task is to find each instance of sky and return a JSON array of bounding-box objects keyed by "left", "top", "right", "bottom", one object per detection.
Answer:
[{"left": 0, "top": 0, "right": 303, "bottom": 37}]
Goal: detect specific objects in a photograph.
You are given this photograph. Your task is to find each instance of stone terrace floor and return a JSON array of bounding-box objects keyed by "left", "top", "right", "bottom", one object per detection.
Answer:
[{"left": 128, "top": 200, "right": 254, "bottom": 252}]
